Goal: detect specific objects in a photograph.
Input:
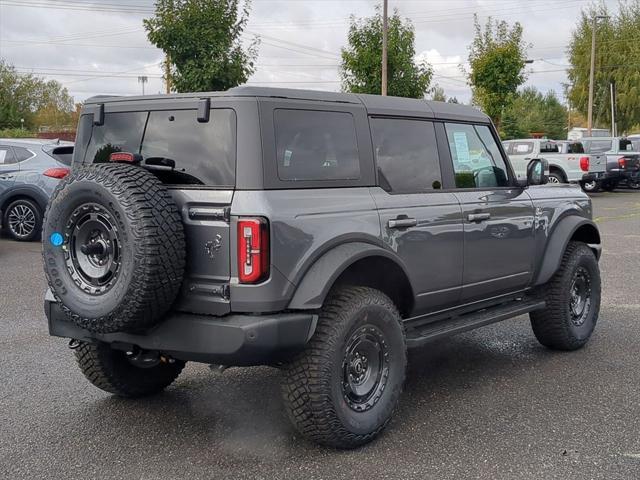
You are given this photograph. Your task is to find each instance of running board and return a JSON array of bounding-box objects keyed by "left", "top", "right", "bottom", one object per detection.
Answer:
[{"left": 405, "top": 299, "right": 546, "bottom": 348}]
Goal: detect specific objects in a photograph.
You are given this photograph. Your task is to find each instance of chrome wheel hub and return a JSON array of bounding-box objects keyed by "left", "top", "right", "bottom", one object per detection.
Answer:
[{"left": 8, "top": 204, "right": 36, "bottom": 238}]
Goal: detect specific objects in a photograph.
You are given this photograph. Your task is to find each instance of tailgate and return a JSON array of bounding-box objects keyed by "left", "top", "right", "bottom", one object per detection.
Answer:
[
  {"left": 170, "top": 189, "right": 233, "bottom": 316},
  {"left": 621, "top": 154, "right": 640, "bottom": 171},
  {"left": 589, "top": 154, "right": 607, "bottom": 173}
]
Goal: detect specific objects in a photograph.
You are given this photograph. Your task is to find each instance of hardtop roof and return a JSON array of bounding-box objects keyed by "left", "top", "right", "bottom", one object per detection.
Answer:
[{"left": 85, "top": 86, "right": 490, "bottom": 123}]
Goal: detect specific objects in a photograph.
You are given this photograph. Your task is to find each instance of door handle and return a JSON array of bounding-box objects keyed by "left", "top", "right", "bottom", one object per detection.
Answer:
[
  {"left": 468, "top": 212, "right": 491, "bottom": 222},
  {"left": 388, "top": 217, "right": 417, "bottom": 229}
]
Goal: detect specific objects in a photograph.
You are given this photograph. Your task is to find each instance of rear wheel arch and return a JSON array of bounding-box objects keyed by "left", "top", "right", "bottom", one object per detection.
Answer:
[
  {"left": 288, "top": 243, "right": 415, "bottom": 316},
  {"left": 534, "top": 217, "right": 601, "bottom": 286},
  {"left": 548, "top": 165, "right": 567, "bottom": 183}
]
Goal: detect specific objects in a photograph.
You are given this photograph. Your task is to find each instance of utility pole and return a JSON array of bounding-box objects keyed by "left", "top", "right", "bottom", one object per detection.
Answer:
[
  {"left": 610, "top": 81, "right": 617, "bottom": 137},
  {"left": 137, "top": 75, "right": 148, "bottom": 95},
  {"left": 587, "top": 15, "right": 609, "bottom": 136},
  {"left": 381, "top": 0, "right": 388, "bottom": 96}
]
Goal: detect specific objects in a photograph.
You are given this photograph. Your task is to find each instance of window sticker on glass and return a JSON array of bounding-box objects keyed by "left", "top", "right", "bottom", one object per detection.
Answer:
[
  {"left": 516, "top": 144, "right": 530, "bottom": 153},
  {"left": 453, "top": 131, "right": 470, "bottom": 164},
  {"left": 0, "top": 150, "right": 6, "bottom": 164},
  {"left": 284, "top": 149, "right": 292, "bottom": 167}
]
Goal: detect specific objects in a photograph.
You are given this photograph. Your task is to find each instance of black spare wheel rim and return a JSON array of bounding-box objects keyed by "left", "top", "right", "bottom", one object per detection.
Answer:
[
  {"left": 570, "top": 266, "right": 592, "bottom": 327},
  {"left": 8, "top": 202, "right": 37, "bottom": 238},
  {"left": 42, "top": 163, "right": 186, "bottom": 334},
  {"left": 66, "top": 203, "right": 121, "bottom": 295},
  {"left": 342, "top": 324, "right": 390, "bottom": 412}
]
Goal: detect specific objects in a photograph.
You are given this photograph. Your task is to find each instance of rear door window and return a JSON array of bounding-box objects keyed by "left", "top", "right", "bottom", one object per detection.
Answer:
[
  {"left": 84, "top": 112, "right": 147, "bottom": 164},
  {"left": 13, "top": 146, "right": 35, "bottom": 162},
  {"left": 0, "top": 146, "right": 17, "bottom": 164},
  {"left": 370, "top": 117, "right": 442, "bottom": 193},
  {"left": 274, "top": 109, "right": 360, "bottom": 181},
  {"left": 512, "top": 142, "right": 534, "bottom": 155}
]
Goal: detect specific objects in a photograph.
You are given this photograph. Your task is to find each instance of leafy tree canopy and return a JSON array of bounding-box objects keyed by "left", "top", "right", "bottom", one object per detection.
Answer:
[
  {"left": 467, "top": 15, "right": 528, "bottom": 129},
  {"left": 567, "top": 1, "right": 640, "bottom": 133},
  {"left": 340, "top": 8, "right": 433, "bottom": 98},
  {"left": 0, "top": 59, "right": 74, "bottom": 130},
  {"left": 144, "top": 0, "right": 258, "bottom": 92},
  {"left": 501, "top": 87, "right": 567, "bottom": 140}
]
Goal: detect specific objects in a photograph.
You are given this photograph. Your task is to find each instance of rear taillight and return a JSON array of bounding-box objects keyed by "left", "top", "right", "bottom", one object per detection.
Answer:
[
  {"left": 579, "top": 156, "right": 590, "bottom": 172},
  {"left": 618, "top": 157, "right": 626, "bottom": 168},
  {"left": 237, "top": 217, "right": 269, "bottom": 284},
  {"left": 43, "top": 167, "right": 70, "bottom": 179},
  {"left": 109, "top": 152, "right": 141, "bottom": 163}
]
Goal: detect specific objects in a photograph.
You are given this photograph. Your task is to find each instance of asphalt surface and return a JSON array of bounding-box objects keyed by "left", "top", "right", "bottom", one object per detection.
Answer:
[{"left": 1, "top": 190, "right": 640, "bottom": 480}]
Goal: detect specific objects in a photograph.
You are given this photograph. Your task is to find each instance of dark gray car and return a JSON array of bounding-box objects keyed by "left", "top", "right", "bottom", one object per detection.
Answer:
[
  {"left": 42, "top": 87, "right": 602, "bottom": 449},
  {"left": 0, "top": 138, "right": 73, "bottom": 241}
]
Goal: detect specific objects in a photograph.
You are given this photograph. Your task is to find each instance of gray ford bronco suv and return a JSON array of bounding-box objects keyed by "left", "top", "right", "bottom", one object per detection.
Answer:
[{"left": 43, "top": 87, "right": 602, "bottom": 449}]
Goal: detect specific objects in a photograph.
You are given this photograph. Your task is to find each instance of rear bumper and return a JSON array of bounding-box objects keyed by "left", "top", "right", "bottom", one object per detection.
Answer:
[
  {"left": 581, "top": 171, "right": 606, "bottom": 183},
  {"left": 45, "top": 295, "right": 317, "bottom": 366}
]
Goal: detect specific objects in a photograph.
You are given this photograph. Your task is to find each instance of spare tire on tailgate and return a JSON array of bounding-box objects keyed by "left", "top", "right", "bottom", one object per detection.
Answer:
[{"left": 42, "top": 163, "right": 186, "bottom": 333}]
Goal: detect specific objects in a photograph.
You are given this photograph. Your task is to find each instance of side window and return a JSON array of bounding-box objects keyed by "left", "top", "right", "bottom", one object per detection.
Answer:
[
  {"left": 540, "top": 142, "right": 559, "bottom": 153},
  {"left": 274, "top": 109, "right": 360, "bottom": 181},
  {"left": 0, "top": 146, "right": 17, "bottom": 165},
  {"left": 513, "top": 142, "right": 534, "bottom": 154},
  {"left": 502, "top": 142, "right": 513, "bottom": 155},
  {"left": 370, "top": 117, "right": 442, "bottom": 193},
  {"left": 445, "top": 123, "right": 510, "bottom": 189}
]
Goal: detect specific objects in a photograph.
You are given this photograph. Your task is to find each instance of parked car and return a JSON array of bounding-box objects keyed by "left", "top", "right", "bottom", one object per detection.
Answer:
[
  {"left": 0, "top": 139, "right": 72, "bottom": 241},
  {"left": 502, "top": 138, "right": 606, "bottom": 191},
  {"left": 581, "top": 137, "right": 640, "bottom": 191},
  {"left": 43, "top": 87, "right": 601, "bottom": 449}
]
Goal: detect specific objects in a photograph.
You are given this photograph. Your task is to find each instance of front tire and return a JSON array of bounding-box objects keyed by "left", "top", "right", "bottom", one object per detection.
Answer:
[
  {"left": 4, "top": 198, "right": 42, "bottom": 241},
  {"left": 282, "top": 286, "right": 406, "bottom": 449},
  {"left": 530, "top": 242, "right": 601, "bottom": 350},
  {"left": 75, "top": 342, "right": 185, "bottom": 397}
]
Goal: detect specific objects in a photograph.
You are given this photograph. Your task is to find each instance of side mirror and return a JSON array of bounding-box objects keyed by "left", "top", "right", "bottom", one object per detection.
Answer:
[{"left": 526, "top": 158, "right": 548, "bottom": 186}]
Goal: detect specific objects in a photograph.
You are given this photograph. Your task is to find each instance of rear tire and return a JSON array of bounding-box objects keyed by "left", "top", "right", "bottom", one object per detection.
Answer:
[
  {"left": 548, "top": 172, "right": 564, "bottom": 184},
  {"left": 282, "top": 286, "right": 406, "bottom": 449},
  {"left": 4, "top": 198, "right": 42, "bottom": 242},
  {"left": 580, "top": 180, "right": 600, "bottom": 193},
  {"left": 530, "top": 242, "right": 601, "bottom": 351},
  {"left": 75, "top": 342, "right": 185, "bottom": 397}
]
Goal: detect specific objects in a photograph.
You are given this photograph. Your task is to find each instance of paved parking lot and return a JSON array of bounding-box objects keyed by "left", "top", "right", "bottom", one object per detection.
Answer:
[{"left": 1, "top": 190, "right": 639, "bottom": 479}]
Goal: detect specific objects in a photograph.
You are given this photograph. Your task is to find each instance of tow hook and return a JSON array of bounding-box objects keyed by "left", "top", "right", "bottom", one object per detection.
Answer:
[
  {"left": 209, "top": 364, "right": 228, "bottom": 374},
  {"left": 125, "top": 348, "right": 174, "bottom": 368},
  {"left": 68, "top": 339, "right": 81, "bottom": 349}
]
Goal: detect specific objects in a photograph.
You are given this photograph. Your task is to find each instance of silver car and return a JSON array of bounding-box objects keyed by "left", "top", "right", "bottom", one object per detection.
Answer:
[{"left": 0, "top": 138, "right": 73, "bottom": 241}]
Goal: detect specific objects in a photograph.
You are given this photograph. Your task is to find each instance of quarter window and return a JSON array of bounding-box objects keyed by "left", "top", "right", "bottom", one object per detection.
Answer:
[
  {"left": 274, "top": 109, "right": 360, "bottom": 181},
  {"left": 13, "top": 147, "right": 34, "bottom": 162},
  {"left": 370, "top": 118, "right": 442, "bottom": 193},
  {"left": 445, "top": 123, "right": 510, "bottom": 188}
]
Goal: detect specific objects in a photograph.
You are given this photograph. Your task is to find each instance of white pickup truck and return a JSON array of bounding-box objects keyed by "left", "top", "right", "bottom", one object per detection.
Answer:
[{"left": 502, "top": 139, "right": 607, "bottom": 191}]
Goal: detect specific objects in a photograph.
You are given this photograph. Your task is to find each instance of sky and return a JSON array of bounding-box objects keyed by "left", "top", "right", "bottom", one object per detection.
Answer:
[{"left": 0, "top": 0, "right": 618, "bottom": 105}]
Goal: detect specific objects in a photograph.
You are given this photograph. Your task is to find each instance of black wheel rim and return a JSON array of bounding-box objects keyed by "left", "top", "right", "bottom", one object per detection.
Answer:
[
  {"left": 570, "top": 266, "right": 592, "bottom": 326},
  {"left": 342, "top": 323, "right": 390, "bottom": 412},
  {"left": 63, "top": 203, "right": 122, "bottom": 295},
  {"left": 8, "top": 203, "right": 36, "bottom": 238}
]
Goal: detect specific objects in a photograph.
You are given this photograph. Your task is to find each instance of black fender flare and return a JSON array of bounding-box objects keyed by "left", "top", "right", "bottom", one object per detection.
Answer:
[
  {"left": 0, "top": 185, "right": 49, "bottom": 214},
  {"left": 534, "top": 216, "right": 601, "bottom": 286},
  {"left": 288, "top": 242, "right": 410, "bottom": 310}
]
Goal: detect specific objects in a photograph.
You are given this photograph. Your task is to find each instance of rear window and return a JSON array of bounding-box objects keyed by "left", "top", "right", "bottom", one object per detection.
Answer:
[
  {"left": 512, "top": 142, "right": 534, "bottom": 154},
  {"left": 566, "top": 142, "right": 585, "bottom": 154},
  {"left": 274, "top": 109, "right": 360, "bottom": 181},
  {"left": 44, "top": 146, "right": 74, "bottom": 166},
  {"left": 77, "top": 109, "right": 236, "bottom": 186},
  {"left": 540, "top": 142, "right": 559, "bottom": 153},
  {"left": 585, "top": 140, "right": 612, "bottom": 153}
]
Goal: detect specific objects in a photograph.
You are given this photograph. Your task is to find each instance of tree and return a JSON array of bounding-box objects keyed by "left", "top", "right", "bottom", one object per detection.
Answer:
[
  {"left": 431, "top": 85, "right": 447, "bottom": 102},
  {"left": 0, "top": 60, "right": 74, "bottom": 130},
  {"left": 501, "top": 87, "right": 567, "bottom": 140},
  {"left": 144, "top": 0, "right": 258, "bottom": 93},
  {"left": 340, "top": 8, "right": 432, "bottom": 98},
  {"left": 567, "top": 1, "right": 640, "bottom": 133},
  {"left": 467, "top": 15, "right": 528, "bottom": 130}
]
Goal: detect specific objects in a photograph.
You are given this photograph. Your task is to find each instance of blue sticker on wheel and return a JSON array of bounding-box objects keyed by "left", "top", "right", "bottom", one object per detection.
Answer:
[{"left": 50, "top": 232, "right": 64, "bottom": 247}]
